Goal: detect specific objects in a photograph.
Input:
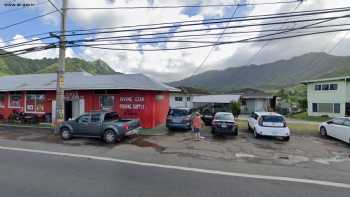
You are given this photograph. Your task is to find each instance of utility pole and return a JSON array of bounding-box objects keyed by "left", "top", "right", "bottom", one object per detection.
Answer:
[{"left": 55, "top": 0, "right": 67, "bottom": 134}]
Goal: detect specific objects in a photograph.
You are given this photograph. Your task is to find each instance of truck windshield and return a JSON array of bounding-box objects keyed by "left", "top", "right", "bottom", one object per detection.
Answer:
[
  {"left": 168, "top": 109, "right": 191, "bottom": 116},
  {"left": 262, "top": 116, "right": 284, "bottom": 123}
]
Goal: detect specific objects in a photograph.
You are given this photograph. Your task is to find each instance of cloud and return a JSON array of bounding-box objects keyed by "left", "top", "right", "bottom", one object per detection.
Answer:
[
  {"left": 1, "top": 34, "right": 76, "bottom": 59},
  {"left": 5, "top": 0, "right": 350, "bottom": 82}
]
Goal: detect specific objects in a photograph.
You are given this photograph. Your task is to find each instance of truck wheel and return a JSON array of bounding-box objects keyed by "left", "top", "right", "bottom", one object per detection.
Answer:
[
  {"left": 103, "top": 130, "right": 117, "bottom": 144},
  {"left": 60, "top": 127, "right": 72, "bottom": 140}
]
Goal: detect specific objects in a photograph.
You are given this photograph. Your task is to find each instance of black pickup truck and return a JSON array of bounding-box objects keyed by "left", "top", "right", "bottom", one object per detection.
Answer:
[{"left": 59, "top": 111, "right": 140, "bottom": 144}]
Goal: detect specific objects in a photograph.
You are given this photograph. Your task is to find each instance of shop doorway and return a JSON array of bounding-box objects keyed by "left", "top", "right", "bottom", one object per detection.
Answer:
[
  {"left": 52, "top": 99, "right": 85, "bottom": 122},
  {"left": 64, "top": 101, "right": 73, "bottom": 121}
]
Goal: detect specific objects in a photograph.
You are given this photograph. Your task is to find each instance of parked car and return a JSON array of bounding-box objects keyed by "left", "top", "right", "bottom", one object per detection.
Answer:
[
  {"left": 59, "top": 111, "right": 140, "bottom": 144},
  {"left": 320, "top": 117, "right": 350, "bottom": 144},
  {"left": 248, "top": 112, "right": 290, "bottom": 141},
  {"left": 166, "top": 108, "right": 193, "bottom": 130},
  {"left": 200, "top": 104, "right": 230, "bottom": 126},
  {"left": 211, "top": 112, "right": 238, "bottom": 136}
]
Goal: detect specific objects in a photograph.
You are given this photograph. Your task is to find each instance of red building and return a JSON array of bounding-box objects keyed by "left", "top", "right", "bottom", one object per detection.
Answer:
[{"left": 0, "top": 72, "right": 178, "bottom": 128}]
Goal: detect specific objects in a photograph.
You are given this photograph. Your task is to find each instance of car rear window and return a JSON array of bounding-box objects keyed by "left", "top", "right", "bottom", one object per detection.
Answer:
[
  {"left": 168, "top": 109, "right": 191, "bottom": 116},
  {"left": 104, "top": 112, "right": 120, "bottom": 121},
  {"left": 215, "top": 113, "right": 234, "bottom": 120},
  {"left": 262, "top": 115, "right": 284, "bottom": 123}
]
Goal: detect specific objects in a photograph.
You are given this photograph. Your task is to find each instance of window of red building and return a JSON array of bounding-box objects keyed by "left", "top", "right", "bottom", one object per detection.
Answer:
[
  {"left": 99, "top": 95, "right": 114, "bottom": 110},
  {"left": 0, "top": 94, "right": 5, "bottom": 107},
  {"left": 8, "top": 94, "right": 21, "bottom": 108},
  {"left": 26, "top": 94, "right": 45, "bottom": 113}
]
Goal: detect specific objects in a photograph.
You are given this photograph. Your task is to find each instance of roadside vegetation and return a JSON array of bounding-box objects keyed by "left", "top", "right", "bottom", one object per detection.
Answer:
[{"left": 288, "top": 112, "right": 330, "bottom": 122}]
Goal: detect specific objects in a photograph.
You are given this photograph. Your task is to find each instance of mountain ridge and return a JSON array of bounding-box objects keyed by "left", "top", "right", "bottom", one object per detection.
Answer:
[
  {"left": 170, "top": 52, "right": 350, "bottom": 91},
  {"left": 0, "top": 50, "right": 117, "bottom": 76}
]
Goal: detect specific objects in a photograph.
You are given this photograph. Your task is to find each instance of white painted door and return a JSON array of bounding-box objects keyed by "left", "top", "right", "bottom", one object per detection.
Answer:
[
  {"left": 255, "top": 100, "right": 265, "bottom": 112},
  {"left": 79, "top": 99, "right": 85, "bottom": 115},
  {"left": 72, "top": 100, "right": 80, "bottom": 118}
]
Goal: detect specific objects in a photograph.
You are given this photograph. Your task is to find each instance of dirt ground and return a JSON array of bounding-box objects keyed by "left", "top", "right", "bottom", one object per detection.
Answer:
[{"left": 0, "top": 125, "right": 349, "bottom": 166}]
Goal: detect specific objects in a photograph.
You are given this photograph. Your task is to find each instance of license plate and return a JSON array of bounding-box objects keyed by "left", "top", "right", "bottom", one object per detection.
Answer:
[
  {"left": 173, "top": 118, "right": 182, "bottom": 123},
  {"left": 221, "top": 124, "right": 227, "bottom": 128}
]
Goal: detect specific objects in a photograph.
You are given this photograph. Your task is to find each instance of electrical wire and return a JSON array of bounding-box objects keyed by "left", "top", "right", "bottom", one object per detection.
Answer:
[
  {"left": 64, "top": 0, "right": 300, "bottom": 10},
  {"left": 191, "top": 1, "right": 240, "bottom": 76},
  {"left": 0, "top": 10, "right": 59, "bottom": 30}
]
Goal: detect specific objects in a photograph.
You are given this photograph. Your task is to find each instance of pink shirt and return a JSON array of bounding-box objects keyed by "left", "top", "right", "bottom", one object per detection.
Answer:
[{"left": 192, "top": 116, "right": 203, "bottom": 129}]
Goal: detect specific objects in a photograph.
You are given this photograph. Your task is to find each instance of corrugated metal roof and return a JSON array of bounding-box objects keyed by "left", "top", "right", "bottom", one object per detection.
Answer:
[
  {"left": 193, "top": 94, "right": 241, "bottom": 103},
  {"left": 0, "top": 72, "right": 179, "bottom": 92},
  {"left": 301, "top": 76, "right": 350, "bottom": 84}
]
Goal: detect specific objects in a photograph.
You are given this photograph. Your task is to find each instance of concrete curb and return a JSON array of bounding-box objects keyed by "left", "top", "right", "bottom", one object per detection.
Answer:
[{"left": 0, "top": 123, "right": 52, "bottom": 130}]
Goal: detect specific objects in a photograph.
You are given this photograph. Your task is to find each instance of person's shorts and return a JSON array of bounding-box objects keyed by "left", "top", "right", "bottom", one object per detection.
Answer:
[{"left": 193, "top": 128, "right": 200, "bottom": 133}]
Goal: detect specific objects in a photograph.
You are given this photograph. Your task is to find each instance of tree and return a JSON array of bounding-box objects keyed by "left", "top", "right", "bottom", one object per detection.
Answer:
[
  {"left": 231, "top": 101, "right": 241, "bottom": 119},
  {"left": 297, "top": 98, "right": 308, "bottom": 112}
]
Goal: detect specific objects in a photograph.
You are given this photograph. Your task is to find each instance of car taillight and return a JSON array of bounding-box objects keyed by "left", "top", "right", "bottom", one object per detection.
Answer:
[
  {"left": 123, "top": 124, "right": 129, "bottom": 130},
  {"left": 258, "top": 118, "right": 263, "bottom": 126}
]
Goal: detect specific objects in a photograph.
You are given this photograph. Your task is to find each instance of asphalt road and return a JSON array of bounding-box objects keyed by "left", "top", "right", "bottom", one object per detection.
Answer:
[{"left": 0, "top": 149, "right": 349, "bottom": 197}]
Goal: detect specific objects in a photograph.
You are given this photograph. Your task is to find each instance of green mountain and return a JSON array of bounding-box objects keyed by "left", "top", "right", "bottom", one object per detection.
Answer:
[
  {"left": 0, "top": 51, "right": 116, "bottom": 76},
  {"left": 170, "top": 52, "right": 350, "bottom": 91}
]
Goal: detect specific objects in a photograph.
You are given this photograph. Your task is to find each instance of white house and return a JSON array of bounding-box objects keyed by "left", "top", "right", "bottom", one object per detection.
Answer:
[
  {"left": 169, "top": 86, "right": 208, "bottom": 108},
  {"left": 302, "top": 76, "right": 350, "bottom": 117}
]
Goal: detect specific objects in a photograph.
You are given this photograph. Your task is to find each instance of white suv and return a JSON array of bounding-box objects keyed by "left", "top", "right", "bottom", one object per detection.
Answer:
[{"left": 248, "top": 112, "right": 290, "bottom": 141}]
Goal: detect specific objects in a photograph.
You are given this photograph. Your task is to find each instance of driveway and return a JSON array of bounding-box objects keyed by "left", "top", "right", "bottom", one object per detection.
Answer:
[
  {"left": 136, "top": 126, "right": 350, "bottom": 167},
  {"left": 0, "top": 125, "right": 349, "bottom": 167}
]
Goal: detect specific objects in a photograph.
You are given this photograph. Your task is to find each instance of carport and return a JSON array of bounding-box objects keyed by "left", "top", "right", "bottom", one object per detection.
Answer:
[{"left": 192, "top": 94, "right": 241, "bottom": 114}]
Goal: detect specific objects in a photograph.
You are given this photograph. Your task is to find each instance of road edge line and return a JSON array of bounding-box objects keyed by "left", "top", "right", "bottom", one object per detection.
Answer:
[{"left": 0, "top": 145, "right": 349, "bottom": 189}]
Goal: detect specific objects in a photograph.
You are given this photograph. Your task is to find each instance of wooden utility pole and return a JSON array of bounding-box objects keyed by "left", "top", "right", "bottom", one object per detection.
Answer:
[{"left": 55, "top": 0, "right": 67, "bottom": 133}]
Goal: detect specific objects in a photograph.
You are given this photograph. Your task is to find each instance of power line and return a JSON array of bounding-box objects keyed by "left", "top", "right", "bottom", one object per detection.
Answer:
[
  {"left": 245, "top": 0, "right": 304, "bottom": 65},
  {"left": 65, "top": 27, "right": 350, "bottom": 52},
  {"left": 61, "top": 6, "right": 350, "bottom": 34},
  {"left": 1, "top": 5, "right": 348, "bottom": 45},
  {"left": 5, "top": 22, "right": 350, "bottom": 51},
  {"left": 3, "top": 25, "right": 350, "bottom": 56},
  {"left": 61, "top": 7, "right": 350, "bottom": 38},
  {"left": 65, "top": 15, "right": 350, "bottom": 44},
  {"left": 64, "top": 12, "right": 350, "bottom": 52},
  {"left": 0, "top": 10, "right": 59, "bottom": 30},
  {"left": 47, "top": 0, "right": 62, "bottom": 14},
  {"left": 64, "top": 0, "right": 300, "bottom": 10},
  {"left": 191, "top": 1, "right": 240, "bottom": 76},
  {"left": 2, "top": 13, "right": 350, "bottom": 51}
]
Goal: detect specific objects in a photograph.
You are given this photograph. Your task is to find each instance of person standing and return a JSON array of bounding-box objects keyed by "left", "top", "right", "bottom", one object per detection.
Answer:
[{"left": 192, "top": 112, "right": 203, "bottom": 141}]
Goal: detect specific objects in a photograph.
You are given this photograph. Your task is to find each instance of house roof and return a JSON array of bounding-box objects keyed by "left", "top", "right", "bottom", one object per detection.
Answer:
[
  {"left": 193, "top": 94, "right": 241, "bottom": 103},
  {"left": 301, "top": 76, "right": 350, "bottom": 84},
  {"left": 0, "top": 72, "right": 179, "bottom": 92},
  {"left": 231, "top": 88, "right": 273, "bottom": 99},
  {"left": 175, "top": 86, "right": 209, "bottom": 95}
]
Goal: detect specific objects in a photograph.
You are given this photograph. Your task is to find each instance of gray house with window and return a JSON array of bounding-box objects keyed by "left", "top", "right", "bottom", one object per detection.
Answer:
[{"left": 302, "top": 76, "right": 350, "bottom": 117}]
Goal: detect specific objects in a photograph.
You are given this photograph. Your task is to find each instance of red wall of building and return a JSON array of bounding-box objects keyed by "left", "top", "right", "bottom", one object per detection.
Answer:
[{"left": 0, "top": 90, "right": 170, "bottom": 128}]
